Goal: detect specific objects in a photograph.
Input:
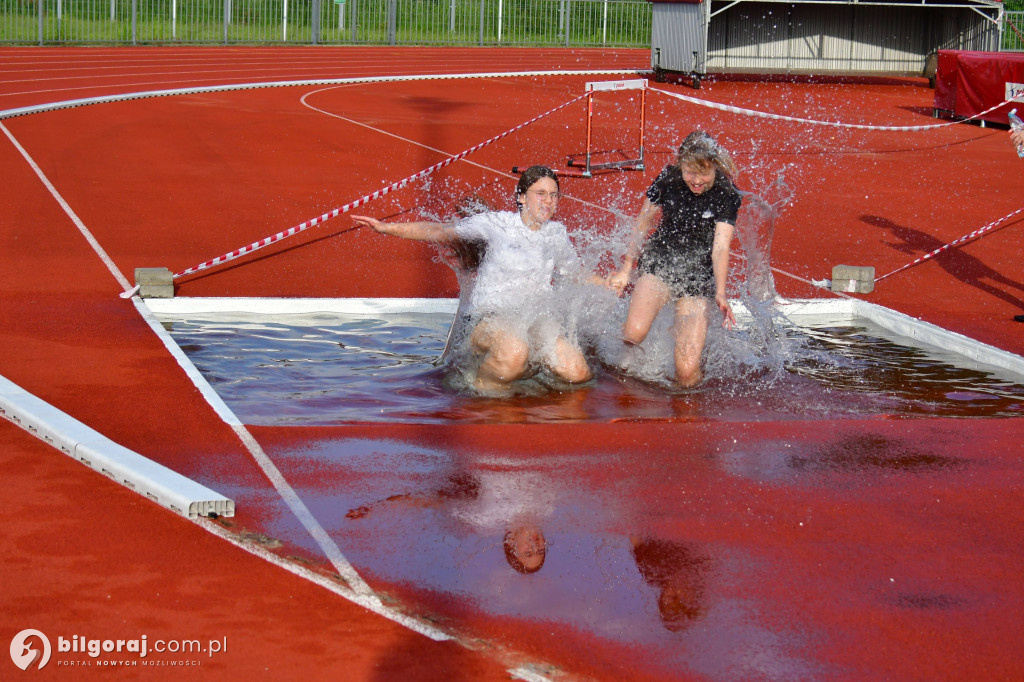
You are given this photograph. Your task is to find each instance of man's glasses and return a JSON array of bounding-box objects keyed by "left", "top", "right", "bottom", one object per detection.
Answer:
[{"left": 528, "top": 190, "right": 561, "bottom": 201}]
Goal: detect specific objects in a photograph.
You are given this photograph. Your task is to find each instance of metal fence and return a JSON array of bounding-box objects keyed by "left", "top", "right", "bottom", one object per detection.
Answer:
[
  {"left": 1006, "top": 11, "right": 1024, "bottom": 51},
  {"left": 0, "top": 0, "right": 652, "bottom": 46}
]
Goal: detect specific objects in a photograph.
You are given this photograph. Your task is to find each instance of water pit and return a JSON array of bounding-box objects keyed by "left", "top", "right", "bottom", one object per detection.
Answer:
[{"left": 148, "top": 297, "right": 1024, "bottom": 424}]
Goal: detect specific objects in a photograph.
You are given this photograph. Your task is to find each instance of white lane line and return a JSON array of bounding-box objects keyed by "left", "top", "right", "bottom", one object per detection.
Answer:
[
  {"left": 509, "top": 668, "right": 555, "bottom": 682},
  {"left": 1, "top": 56, "right": 632, "bottom": 83},
  {"left": 0, "top": 63, "right": 482, "bottom": 85},
  {"left": 0, "top": 70, "right": 640, "bottom": 118},
  {"left": 298, "top": 83, "right": 618, "bottom": 215},
  {"left": 3, "top": 114, "right": 386, "bottom": 613},
  {"left": 1, "top": 121, "right": 133, "bottom": 293},
  {"left": 194, "top": 516, "right": 451, "bottom": 641},
  {"left": 131, "top": 298, "right": 380, "bottom": 601},
  {"left": 130, "top": 299, "right": 243, "bottom": 427},
  {"left": 228, "top": 423, "right": 380, "bottom": 598}
]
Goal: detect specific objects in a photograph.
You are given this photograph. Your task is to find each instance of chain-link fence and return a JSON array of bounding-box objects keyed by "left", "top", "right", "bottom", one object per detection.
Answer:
[{"left": 0, "top": 0, "right": 652, "bottom": 46}]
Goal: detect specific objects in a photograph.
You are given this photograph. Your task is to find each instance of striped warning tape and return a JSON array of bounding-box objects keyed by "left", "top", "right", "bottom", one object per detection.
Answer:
[
  {"left": 650, "top": 86, "right": 1019, "bottom": 132},
  {"left": 172, "top": 92, "right": 587, "bottom": 280},
  {"left": 648, "top": 86, "right": 1024, "bottom": 286},
  {"left": 875, "top": 206, "right": 1024, "bottom": 282}
]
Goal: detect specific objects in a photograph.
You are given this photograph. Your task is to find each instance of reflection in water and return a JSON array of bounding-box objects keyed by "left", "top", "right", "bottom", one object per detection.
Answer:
[
  {"left": 162, "top": 313, "right": 1024, "bottom": 424},
  {"left": 504, "top": 525, "right": 546, "bottom": 574},
  {"left": 280, "top": 438, "right": 823, "bottom": 681},
  {"left": 344, "top": 462, "right": 555, "bottom": 578},
  {"left": 632, "top": 537, "right": 709, "bottom": 632}
]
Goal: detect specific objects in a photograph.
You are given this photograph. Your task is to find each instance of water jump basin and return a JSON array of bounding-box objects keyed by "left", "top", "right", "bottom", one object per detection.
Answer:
[
  {"left": 148, "top": 296, "right": 1024, "bottom": 424},
  {"left": 144, "top": 296, "right": 1024, "bottom": 681}
]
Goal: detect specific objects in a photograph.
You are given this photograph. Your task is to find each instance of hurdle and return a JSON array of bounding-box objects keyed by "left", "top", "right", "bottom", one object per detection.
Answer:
[{"left": 514, "top": 78, "right": 647, "bottom": 179}]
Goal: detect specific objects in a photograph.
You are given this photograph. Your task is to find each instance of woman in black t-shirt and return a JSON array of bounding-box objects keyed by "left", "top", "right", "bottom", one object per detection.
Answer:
[{"left": 607, "top": 131, "right": 742, "bottom": 387}]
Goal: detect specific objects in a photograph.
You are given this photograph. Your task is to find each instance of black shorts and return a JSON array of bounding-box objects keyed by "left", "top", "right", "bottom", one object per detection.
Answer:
[{"left": 637, "top": 250, "right": 714, "bottom": 299}]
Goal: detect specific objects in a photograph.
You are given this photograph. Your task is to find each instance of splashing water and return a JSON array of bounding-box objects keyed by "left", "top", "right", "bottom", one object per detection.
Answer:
[
  {"left": 162, "top": 165, "right": 1024, "bottom": 422},
  {"left": 704, "top": 170, "right": 802, "bottom": 386},
  {"left": 161, "top": 307, "right": 1024, "bottom": 423},
  {"left": 414, "top": 168, "right": 811, "bottom": 395}
]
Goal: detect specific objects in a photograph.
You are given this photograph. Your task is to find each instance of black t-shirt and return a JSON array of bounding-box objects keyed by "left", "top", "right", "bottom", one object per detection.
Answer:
[
  {"left": 637, "top": 164, "right": 742, "bottom": 297},
  {"left": 644, "top": 164, "right": 741, "bottom": 265}
]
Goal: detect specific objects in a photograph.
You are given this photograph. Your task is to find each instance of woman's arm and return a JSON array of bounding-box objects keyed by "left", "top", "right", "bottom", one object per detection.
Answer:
[
  {"left": 351, "top": 215, "right": 458, "bottom": 242},
  {"left": 606, "top": 198, "right": 660, "bottom": 292},
  {"left": 711, "top": 221, "right": 737, "bottom": 328}
]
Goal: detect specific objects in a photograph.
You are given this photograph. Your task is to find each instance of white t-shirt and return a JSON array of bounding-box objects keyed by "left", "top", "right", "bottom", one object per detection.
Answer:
[{"left": 454, "top": 211, "right": 580, "bottom": 315}]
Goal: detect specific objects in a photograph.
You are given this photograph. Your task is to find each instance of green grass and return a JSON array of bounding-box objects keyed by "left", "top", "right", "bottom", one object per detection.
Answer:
[{"left": 1, "top": 0, "right": 651, "bottom": 45}]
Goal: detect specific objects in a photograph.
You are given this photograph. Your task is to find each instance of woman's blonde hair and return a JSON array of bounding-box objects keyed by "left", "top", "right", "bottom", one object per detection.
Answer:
[{"left": 676, "top": 130, "right": 736, "bottom": 178}]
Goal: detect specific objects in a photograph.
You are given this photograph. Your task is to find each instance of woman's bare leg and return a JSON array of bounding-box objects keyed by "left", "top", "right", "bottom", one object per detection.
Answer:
[
  {"left": 672, "top": 297, "right": 712, "bottom": 387},
  {"left": 548, "top": 337, "right": 592, "bottom": 384},
  {"left": 470, "top": 321, "right": 530, "bottom": 392},
  {"left": 622, "top": 274, "right": 672, "bottom": 346}
]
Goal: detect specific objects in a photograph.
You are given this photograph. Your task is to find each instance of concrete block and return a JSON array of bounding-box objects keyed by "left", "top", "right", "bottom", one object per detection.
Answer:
[
  {"left": 831, "top": 265, "right": 875, "bottom": 294},
  {"left": 135, "top": 267, "right": 174, "bottom": 298}
]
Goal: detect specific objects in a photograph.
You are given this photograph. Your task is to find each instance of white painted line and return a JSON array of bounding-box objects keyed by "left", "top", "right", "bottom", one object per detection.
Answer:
[
  {"left": 227, "top": 424, "right": 379, "bottom": 600},
  {"left": 0, "top": 70, "right": 642, "bottom": 120},
  {"left": 509, "top": 667, "right": 554, "bottom": 682},
  {"left": 132, "top": 297, "right": 241, "bottom": 425},
  {"left": 0, "top": 373, "right": 234, "bottom": 519},
  {"left": 298, "top": 84, "right": 621, "bottom": 215},
  {"left": 1, "top": 121, "right": 133, "bottom": 294},
  {"left": 132, "top": 297, "right": 380, "bottom": 600},
  {"left": 194, "top": 516, "right": 452, "bottom": 642}
]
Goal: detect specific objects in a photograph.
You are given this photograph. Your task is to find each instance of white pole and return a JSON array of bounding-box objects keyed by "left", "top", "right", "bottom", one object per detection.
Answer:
[
  {"left": 497, "top": 0, "right": 503, "bottom": 42},
  {"left": 283, "top": 0, "right": 288, "bottom": 41},
  {"left": 172, "top": 0, "right": 177, "bottom": 39},
  {"left": 602, "top": 0, "right": 608, "bottom": 45}
]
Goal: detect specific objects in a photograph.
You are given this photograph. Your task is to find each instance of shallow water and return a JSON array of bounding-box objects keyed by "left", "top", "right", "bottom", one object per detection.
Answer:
[{"left": 161, "top": 311, "right": 1024, "bottom": 423}]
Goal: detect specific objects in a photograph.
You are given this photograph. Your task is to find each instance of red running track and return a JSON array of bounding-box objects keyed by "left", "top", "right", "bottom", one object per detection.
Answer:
[{"left": 2, "top": 47, "right": 1024, "bottom": 680}]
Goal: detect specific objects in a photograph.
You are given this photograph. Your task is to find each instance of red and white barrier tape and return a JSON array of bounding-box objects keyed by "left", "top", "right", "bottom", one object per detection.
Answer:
[
  {"left": 648, "top": 86, "right": 1024, "bottom": 288},
  {"left": 172, "top": 92, "right": 587, "bottom": 280},
  {"left": 875, "top": 206, "right": 1024, "bottom": 282},
  {"left": 650, "top": 86, "right": 1019, "bottom": 132}
]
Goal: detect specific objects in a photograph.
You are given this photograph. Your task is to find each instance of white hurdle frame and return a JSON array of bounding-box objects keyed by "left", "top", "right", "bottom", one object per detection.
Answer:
[
  {"left": 512, "top": 78, "right": 647, "bottom": 179},
  {"left": 569, "top": 78, "right": 647, "bottom": 178}
]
